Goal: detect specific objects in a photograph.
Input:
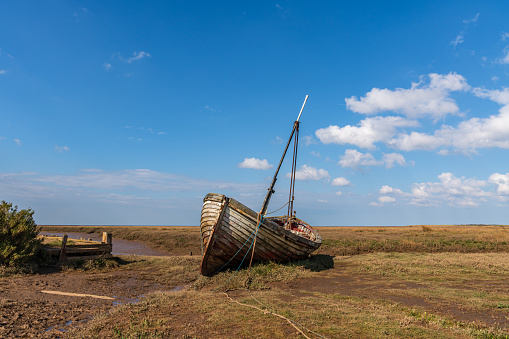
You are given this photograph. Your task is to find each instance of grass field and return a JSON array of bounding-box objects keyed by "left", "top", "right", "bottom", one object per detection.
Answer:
[{"left": 38, "top": 225, "right": 509, "bottom": 338}]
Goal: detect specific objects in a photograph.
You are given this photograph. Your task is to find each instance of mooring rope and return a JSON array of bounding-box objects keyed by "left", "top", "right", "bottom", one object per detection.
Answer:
[
  {"left": 224, "top": 290, "right": 329, "bottom": 339},
  {"left": 212, "top": 216, "right": 265, "bottom": 291}
]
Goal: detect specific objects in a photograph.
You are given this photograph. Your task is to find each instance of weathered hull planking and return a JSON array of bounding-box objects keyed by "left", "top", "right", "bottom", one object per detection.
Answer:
[{"left": 200, "top": 193, "right": 322, "bottom": 276}]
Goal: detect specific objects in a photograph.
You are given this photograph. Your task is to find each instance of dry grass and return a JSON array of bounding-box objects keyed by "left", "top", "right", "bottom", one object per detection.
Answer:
[
  {"left": 315, "top": 225, "right": 509, "bottom": 256},
  {"left": 43, "top": 225, "right": 509, "bottom": 338}
]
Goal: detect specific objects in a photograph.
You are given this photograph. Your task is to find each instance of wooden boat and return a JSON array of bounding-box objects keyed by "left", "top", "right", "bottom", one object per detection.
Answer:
[
  {"left": 199, "top": 96, "right": 322, "bottom": 276},
  {"left": 200, "top": 193, "right": 322, "bottom": 276}
]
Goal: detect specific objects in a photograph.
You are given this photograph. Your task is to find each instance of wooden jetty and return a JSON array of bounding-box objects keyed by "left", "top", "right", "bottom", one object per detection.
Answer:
[{"left": 44, "top": 232, "right": 113, "bottom": 261}]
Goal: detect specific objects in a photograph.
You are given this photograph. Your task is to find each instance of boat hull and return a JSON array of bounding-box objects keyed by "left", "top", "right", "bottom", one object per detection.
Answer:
[{"left": 200, "top": 193, "right": 322, "bottom": 276}]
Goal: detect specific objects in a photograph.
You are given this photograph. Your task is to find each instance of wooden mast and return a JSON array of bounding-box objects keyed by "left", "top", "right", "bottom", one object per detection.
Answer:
[{"left": 258, "top": 95, "right": 308, "bottom": 217}]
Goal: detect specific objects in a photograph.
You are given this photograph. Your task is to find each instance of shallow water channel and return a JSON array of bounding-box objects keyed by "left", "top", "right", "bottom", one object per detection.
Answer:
[{"left": 40, "top": 232, "right": 172, "bottom": 256}]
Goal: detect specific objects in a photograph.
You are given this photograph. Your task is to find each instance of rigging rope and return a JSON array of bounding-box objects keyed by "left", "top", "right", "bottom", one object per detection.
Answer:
[{"left": 264, "top": 201, "right": 290, "bottom": 215}]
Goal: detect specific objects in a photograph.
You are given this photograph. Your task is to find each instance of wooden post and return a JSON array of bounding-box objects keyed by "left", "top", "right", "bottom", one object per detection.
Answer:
[
  {"left": 102, "top": 232, "right": 112, "bottom": 244},
  {"left": 59, "top": 234, "right": 68, "bottom": 261}
]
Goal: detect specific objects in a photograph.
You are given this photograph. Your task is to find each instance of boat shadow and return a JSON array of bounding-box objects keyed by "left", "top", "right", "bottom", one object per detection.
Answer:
[{"left": 292, "top": 254, "right": 334, "bottom": 272}]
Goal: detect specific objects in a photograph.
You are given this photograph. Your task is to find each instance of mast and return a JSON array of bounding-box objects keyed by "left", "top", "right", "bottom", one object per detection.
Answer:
[{"left": 259, "top": 95, "right": 308, "bottom": 216}]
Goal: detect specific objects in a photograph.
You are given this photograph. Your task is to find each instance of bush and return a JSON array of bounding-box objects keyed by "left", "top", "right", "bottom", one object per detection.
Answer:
[{"left": 0, "top": 201, "right": 41, "bottom": 267}]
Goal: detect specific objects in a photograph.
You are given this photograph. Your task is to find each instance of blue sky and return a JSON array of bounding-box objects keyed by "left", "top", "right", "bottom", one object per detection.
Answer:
[{"left": 2, "top": 1, "right": 509, "bottom": 226}]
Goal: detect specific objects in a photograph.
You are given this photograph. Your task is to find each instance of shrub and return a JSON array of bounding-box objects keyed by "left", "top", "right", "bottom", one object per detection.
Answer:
[{"left": 0, "top": 201, "right": 41, "bottom": 267}]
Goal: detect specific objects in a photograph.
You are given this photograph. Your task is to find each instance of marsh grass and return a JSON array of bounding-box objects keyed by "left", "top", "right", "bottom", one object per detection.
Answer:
[
  {"left": 316, "top": 225, "right": 509, "bottom": 256},
  {"left": 193, "top": 255, "right": 334, "bottom": 291},
  {"left": 72, "top": 285, "right": 506, "bottom": 338},
  {"left": 46, "top": 225, "right": 509, "bottom": 338},
  {"left": 346, "top": 252, "right": 509, "bottom": 316}
]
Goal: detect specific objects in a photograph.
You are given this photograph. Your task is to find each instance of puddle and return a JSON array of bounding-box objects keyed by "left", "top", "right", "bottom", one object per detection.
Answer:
[{"left": 40, "top": 232, "right": 172, "bottom": 257}]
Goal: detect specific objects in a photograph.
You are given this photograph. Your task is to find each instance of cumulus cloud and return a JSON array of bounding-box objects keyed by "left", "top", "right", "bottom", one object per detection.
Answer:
[
  {"left": 289, "top": 165, "right": 329, "bottom": 181},
  {"left": 473, "top": 87, "right": 509, "bottom": 105},
  {"left": 372, "top": 173, "right": 498, "bottom": 208},
  {"left": 379, "top": 185, "right": 405, "bottom": 195},
  {"left": 382, "top": 153, "right": 408, "bottom": 168},
  {"left": 406, "top": 173, "right": 489, "bottom": 207},
  {"left": 489, "top": 173, "right": 509, "bottom": 195},
  {"left": 345, "top": 73, "right": 469, "bottom": 120},
  {"left": 379, "top": 196, "right": 396, "bottom": 203},
  {"left": 338, "top": 149, "right": 409, "bottom": 169},
  {"left": 339, "top": 150, "right": 382, "bottom": 168},
  {"left": 238, "top": 158, "right": 273, "bottom": 170},
  {"left": 316, "top": 116, "right": 418, "bottom": 149},
  {"left": 388, "top": 99, "right": 509, "bottom": 153},
  {"left": 331, "top": 177, "right": 352, "bottom": 186}
]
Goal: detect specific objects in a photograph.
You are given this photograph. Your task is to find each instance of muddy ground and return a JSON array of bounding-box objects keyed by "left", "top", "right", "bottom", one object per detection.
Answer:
[
  {"left": 0, "top": 264, "right": 178, "bottom": 338},
  {"left": 2, "top": 257, "right": 509, "bottom": 338}
]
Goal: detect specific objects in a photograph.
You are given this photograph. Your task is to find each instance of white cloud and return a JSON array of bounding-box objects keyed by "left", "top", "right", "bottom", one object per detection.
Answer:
[
  {"left": 335, "top": 191, "right": 342, "bottom": 196},
  {"left": 473, "top": 87, "right": 509, "bottom": 105},
  {"left": 339, "top": 149, "right": 382, "bottom": 168},
  {"left": 489, "top": 173, "right": 509, "bottom": 195},
  {"left": 502, "top": 32, "right": 509, "bottom": 41},
  {"left": 379, "top": 185, "right": 405, "bottom": 195},
  {"left": 103, "top": 63, "right": 112, "bottom": 71},
  {"left": 204, "top": 105, "right": 218, "bottom": 112},
  {"left": 388, "top": 101, "right": 509, "bottom": 153},
  {"left": 374, "top": 173, "right": 496, "bottom": 208},
  {"left": 316, "top": 116, "right": 418, "bottom": 149},
  {"left": 331, "top": 177, "right": 352, "bottom": 186},
  {"left": 74, "top": 7, "right": 89, "bottom": 22},
  {"left": 410, "top": 172, "right": 489, "bottom": 207},
  {"left": 238, "top": 158, "right": 273, "bottom": 170},
  {"left": 55, "top": 146, "right": 70, "bottom": 153},
  {"left": 463, "top": 13, "right": 479, "bottom": 24},
  {"left": 338, "top": 149, "right": 409, "bottom": 169},
  {"left": 13, "top": 139, "right": 21, "bottom": 146},
  {"left": 290, "top": 165, "right": 329, "bottom": 181},
  {"left": 501, "top": 48, "right": 509, "bottom": 64},
  {"left": 345, "top": 73, "right": 469, "bottom": 120},
  {"left": 310, "top": 151, "right": 321, "bottom": 158},
  {"left": 302, "top": 135, "right": 317, "bottom": 145},
  {"left": 126, "top": 51, "right": 151, "bottom": 63},
  {"left": 0, "top": 169, "right": 267, "bottom": 215},
  {"left": 379, "top": 196, "right": 396, "bottom": 203},
  {"left": 382, "top": 153, "right": 408, "bottom": 169},
  {"left": 450, "top": 34, "right": 464, "bottom": 47},
  {"left": 318, "top": 199, "right": 328, "bottom": 203},
  {"left": 0, "top": 70, "right": 6, "bottom": 75}
]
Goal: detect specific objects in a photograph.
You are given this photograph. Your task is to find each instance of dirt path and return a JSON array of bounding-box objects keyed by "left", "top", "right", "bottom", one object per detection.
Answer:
[{"left": 0, "top": 267, "right": 177, "bottom": 338}]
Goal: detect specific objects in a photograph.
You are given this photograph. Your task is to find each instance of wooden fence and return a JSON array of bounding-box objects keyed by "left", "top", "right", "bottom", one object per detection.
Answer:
[{"left": 45, "top": 232, "right": 113, "bottom": 261}]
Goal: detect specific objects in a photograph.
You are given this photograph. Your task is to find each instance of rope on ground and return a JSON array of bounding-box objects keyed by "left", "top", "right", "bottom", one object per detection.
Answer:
[
  {"left": 246, "top": 290, "right": 329, "bottom": 339},
  {"left": 224, "top": 291, "right": 314, "bottom": 339}
]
